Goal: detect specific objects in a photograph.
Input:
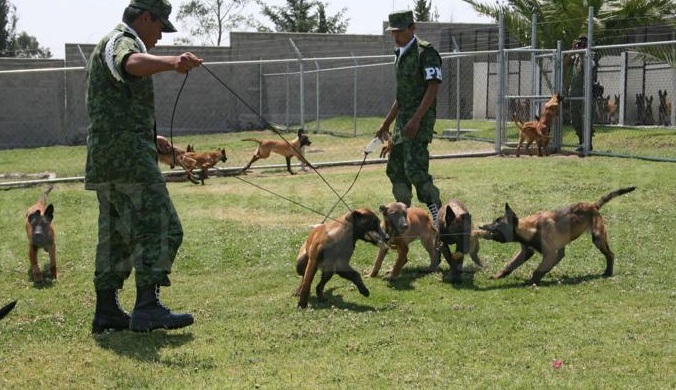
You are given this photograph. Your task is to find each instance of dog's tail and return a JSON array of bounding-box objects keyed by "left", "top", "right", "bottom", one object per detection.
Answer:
[
  {"left": 39, "top": 185, "right": 54, "bottom": 205},
  {"left": 241, "top": 138, "right": 262, "bottom": 144},
  {"left": 296, "top": 255, "right": 308, "bottom": 276},
  {"left": 595, "top": 186, "right": 636, "bottom": 209},
  {"left": 0, "top": 300, "right": 17, "bottom": 321},
  {"left": 511, "top": 113, "right": 523, "bottom": 129}
]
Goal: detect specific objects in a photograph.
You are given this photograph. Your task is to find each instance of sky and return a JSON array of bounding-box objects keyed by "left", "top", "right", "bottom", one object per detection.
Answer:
[{"left": 14, "top": 0, "right": 493, "bottom": 59}]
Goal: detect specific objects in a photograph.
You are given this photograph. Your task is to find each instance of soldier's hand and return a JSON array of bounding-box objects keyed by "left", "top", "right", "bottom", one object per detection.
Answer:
[
  {"left": 404, "top": 118, "right": 420, "bottom": 138},
  {"left": 174, "top": 52, "right": 203, "bottom": 74}
]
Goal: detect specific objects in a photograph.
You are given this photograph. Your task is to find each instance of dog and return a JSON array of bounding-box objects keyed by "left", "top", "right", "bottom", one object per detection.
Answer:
[
  {"left": 241, "top": 128, "right": 313, "bottom": 175},
  {"left": 479, "top": 187, "right": 636, "bottom": 286},
  {"left": 365, "top": 202, "right": 438, "bottom": 281},
  {"left": 0, "top": 300, "right": 17, "bottom": 321},
  {"left": 658, "top": 90, "right": 671, "bottom": 126},
  {"left": 379, "top": 131, "right": 392, "bottom": 159},
  {"left": 437, "top": 199, "right": 486, "bottom": 283},
  {"left": 25, "top": 185, "right": 56, "bottom": 283},
  {"left": 513, "top": 93, "right": 563, "bottom": 157},
  {"left": 156, "top": 135, "right": 193, "bottom": 169},
  {"left": 178, "top": 148, "right": 227, "bottom": 185},
  {"left": 608, "top": 94, "right": 620, "bottom": 124},
  {"left": 294, "top": 208, "right": 389, "bottom": 308}
]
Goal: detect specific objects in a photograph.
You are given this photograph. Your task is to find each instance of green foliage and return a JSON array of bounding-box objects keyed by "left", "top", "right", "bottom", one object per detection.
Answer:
[
  {"left": 0, "top": 130, "right": 674, "bottom": 388},
  {"left": 176, "top": 0, "right": 258, "bottom": 46},
  {"left": 0, "top": 0, "right": 51, "bottom": 58},
  {"left": 258, "top": 0, "right": 348, "bottom": 33}
]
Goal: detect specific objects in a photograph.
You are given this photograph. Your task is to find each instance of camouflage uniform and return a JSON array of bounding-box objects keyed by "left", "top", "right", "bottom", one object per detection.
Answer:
[
  {"left": 568, "top": 37, "right": 596, "bottom": 146},
  {"left": 85, "top": 22, "right": 182, "bottom": 290},
  {"left": 386, "top": 34, "right": 442, "bottom": 207}
]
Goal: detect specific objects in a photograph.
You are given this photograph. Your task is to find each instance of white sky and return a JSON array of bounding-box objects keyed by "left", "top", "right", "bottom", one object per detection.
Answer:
[{"left": 14, "top": 0, "right": 493, "bottom": 59}]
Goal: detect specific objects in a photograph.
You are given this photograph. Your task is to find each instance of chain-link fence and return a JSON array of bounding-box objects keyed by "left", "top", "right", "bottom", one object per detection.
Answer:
[{"left": 1, "top": 20, "right": 674, "bottom": 163}]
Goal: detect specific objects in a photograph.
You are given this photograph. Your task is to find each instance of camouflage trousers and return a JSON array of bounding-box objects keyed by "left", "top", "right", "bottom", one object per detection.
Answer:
[
  {"left": 386, "top": 140, "right": 440, "bottom": 207},
  {"left": 570, "top": 96, "right": 595, "bottom": 143},
  {"left": 94, "top": 182, "right": 183, "bottom": 290}
]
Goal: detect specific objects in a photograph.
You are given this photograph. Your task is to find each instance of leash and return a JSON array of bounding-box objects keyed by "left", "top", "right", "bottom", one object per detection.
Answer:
[
  {"left": 198, "top": 63, "right": 355, "bottom": 216},
  {"left": 168, "top": 72, "right": 190, "bottom": 167}
]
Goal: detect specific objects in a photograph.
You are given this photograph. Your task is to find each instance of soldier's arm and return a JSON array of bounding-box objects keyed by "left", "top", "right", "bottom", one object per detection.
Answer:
[
  {"left": 125, "top": 52, "right": 202, "bottom": 76},
  {"left": 376, "top": 100, "right": 398, "bottom": 139}
]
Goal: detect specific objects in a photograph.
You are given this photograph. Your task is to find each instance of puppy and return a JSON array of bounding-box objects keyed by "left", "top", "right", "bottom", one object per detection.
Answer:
[
  {"left": 379, "top": 131, "right": 392, "bottom": 159},
  {"left": 480, "top": 187, "right": 636, "bottom": 286},
  {"left": 241, "top": 128, "right": 313, "bottom": 175},
  {"left": 513, "top": 93, "right": 563, "bottom": 157},
  {"left": 156, "top": 135, "right": 190, "bottom": 169},
  {"left": 178, "top": 148, "right": 227, "bottom": 185},
  {"left": 294, "top": 208, "right": 389, "bottom": 308},
  {"left": 437, "top": 199, "right": 485, "bottom": 283},
  {"left": 25, "top": 185, "right": 56, "bottom": 283},
  {"left": 365, "top": 202, "right": 438, "bottom": 281}
]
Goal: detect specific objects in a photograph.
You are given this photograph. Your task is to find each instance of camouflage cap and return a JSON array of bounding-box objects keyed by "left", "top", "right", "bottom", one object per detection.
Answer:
[
  {"left": 129, "top": 0, "right": 177, "bottom": 33},
  {"left": 386, "top": 10, "right": 415, "bottom": 31}
]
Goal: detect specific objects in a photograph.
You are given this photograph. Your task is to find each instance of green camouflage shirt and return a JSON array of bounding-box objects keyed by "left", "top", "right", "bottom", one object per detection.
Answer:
[
  {"left": 392, "top": 37, "right": 442, "bottom": 145},
  {"left": 84, "top": 23, "right": 164, "bottom": 190}
]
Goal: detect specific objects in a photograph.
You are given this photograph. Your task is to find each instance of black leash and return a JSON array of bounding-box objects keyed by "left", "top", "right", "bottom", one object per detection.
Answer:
[
  {"left": 198, "top": 63, "right": 354, "bottom": 214},
  {"left": 168, "top": 72, "right": 190, "bottom": 167}
]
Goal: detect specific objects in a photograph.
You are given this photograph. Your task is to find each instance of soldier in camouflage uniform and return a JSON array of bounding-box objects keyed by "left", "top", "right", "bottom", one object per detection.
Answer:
[
  {"left": 86, "top": 0, "right": 203, "bottom": 334},
  {"left": 375, "top": 10, "right": 443, "bottom": 229},
  {"left": 564, "top": 35, "right": 596, "bottom": 151}
]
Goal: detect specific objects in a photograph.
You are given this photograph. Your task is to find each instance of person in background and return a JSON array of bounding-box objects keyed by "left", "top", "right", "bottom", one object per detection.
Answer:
[
  {"left": 375, "top": 10, "right": 443, "bottom": 228},
  {"left": 564, "top": 35, "right": 597, "bottom": 151},
  {"left": 86, "top": 0, "right": 203, "bottom": 334}
]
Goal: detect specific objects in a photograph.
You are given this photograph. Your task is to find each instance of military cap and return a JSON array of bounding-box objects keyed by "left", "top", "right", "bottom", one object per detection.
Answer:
[
  {"left": 577, "top": 35, "right": 588, "bottom": 43},
  {"left": 129, "top": 0, "right": 177, "bottom": 33},
  {"left": 386, "top": 10, "right": 415, "bottom": 31}
]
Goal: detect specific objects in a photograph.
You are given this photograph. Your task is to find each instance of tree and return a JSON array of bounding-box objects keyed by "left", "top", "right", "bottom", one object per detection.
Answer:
[
  {"left": 175, "top": 0, "right": 258, "bottom": 46},
  {"left": 0, "top": 0, "right": 51, "bottom": 58},
  {"left": 0, "top": 0, "right": 17, "bottom": 57},
  {"left": 258, "top": 0, "right": 348, "bottom": 33},
  {"left": 413, "top": 0, "right": 439, "bottom": 22},
  {"left": 460, "top": 0, "right": 676, "bottom": 49}
]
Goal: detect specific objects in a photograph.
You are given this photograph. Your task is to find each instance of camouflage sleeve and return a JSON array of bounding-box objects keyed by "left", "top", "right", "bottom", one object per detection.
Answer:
[
  {"left": 110, "top": 36, "right": 142, "bottom": 83},
  {"left": 420, "top": 48, "right": 442, "bottom": 83}
]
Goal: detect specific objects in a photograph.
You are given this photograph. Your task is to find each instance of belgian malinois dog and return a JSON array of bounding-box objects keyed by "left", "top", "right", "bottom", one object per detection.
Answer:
[
  {"left": 437, "top": 199, "right": 486, "bottom": 283},
  {"left": 480, "top": 187, "right": 636, "bottom": 286},
  {"left": 365, "top": 202, "right": 438, "bottom": 281},
  {"left": 294, "top": 208, "right": 389, "bottom": 308},
  {"left": 241, "top": 128, "right": 313, "bottom": 175},
  {"left": 178, "top": 148, "right": 227, "bottom": 185},
  {"left": 25, "top": 185, "right": 56, "bottom": 283},
  {"left": 513, "top": 93, "right": 563, "bottom": 157},
  {"left": 156, "top": 135, "right": 193, "bottom": 169}
]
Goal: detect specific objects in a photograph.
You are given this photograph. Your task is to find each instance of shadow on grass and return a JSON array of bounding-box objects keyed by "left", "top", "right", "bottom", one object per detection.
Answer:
[
  {"left": 383, "top": 265, "right": 483, "bottom": 291},
  {"left": 307, "top": 288, "right": 377, "bottom": 312},
  {"left": 475, "top": 272, "right": 610, "bottom": 291},
  {"left": 94, "top": 330, "right": 196, "bottom": 365}
]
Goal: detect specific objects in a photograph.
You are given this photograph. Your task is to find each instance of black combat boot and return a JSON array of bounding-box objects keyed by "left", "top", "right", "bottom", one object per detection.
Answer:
[
  {"left": 129, "top": 285, "right": 194, "bottom": 332},
  {"left": 91, "top": 289, "right": 130, "bottom": 334}
]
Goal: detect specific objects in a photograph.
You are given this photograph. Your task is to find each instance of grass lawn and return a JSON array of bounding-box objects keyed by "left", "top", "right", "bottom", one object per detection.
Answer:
[{"left": 0, "top": 127, "right": 674, "bottom": 389}]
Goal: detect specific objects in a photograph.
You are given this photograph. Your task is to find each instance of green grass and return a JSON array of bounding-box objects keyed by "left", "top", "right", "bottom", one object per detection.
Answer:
[{"left": 0, "top": 128, "right": 674, "bottom": 389}]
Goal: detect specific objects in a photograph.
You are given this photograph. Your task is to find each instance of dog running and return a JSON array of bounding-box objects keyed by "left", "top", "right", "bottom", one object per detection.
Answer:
[
  {"left": 513, "top": 93, "right": 563, "bottom": 157},
  {"left": 178, "top": 148, "right": 227, "bottom": 185},
  {"left": 25, "top": 185, "right": 57, "bottom": 283},
  {"left": 437, "top": 199, "right": 486, "bottom": 283},
  {"left": 365, "top": 202, "right": 438, "bottom": 281},
  {"left": 480, "top": 187, "right": 636, "bottom": 286},
  {"left": 156, "top": 135, "right": 193, "bottom": 169},
  {"left": 241, "top": 128, "right": 313, "bottom": 175},
  {"left": 294, "top": 208, "right": 389, "bottom": 308}
]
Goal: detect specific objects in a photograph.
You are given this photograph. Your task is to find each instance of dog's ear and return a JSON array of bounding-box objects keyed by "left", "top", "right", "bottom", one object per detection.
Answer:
[
  {"left": 44, "top": 204, "right": 54, "bottom": 222},
  {"left": 297, "top": 128, "right": 305, "bottom": 136},
  {"left": 504, "top": 203, "right": 518, "bottom": 221},
  {"left": 445, "top": 204, "right": 456, "bottom": 222},
  {"left": 379, "top": 204, "right": 387, "bottom": 214}
]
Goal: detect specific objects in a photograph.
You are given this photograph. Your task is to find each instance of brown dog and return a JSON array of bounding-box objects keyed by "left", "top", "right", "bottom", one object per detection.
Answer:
[
  {"left": 156, "top": 135, "right": 193, "bottom": 169},
  {"left": 241, "top": 128, "right": 313, "bottom": 175},
  {"left": 379, "top": 131, "right": 392, "bottom": 159},
  {"left": 366, "top": 202, "right": 438, "bottom": 281},
  {"left": 513, "top": 93, "right": 563, "bottom": 157},
  {"left": 480, "top": 187, "right": 636, "bottom": 286},
  {"left": 437, "top": 199, "right": 485, "bottom": 283},
  {"left": 294, "top": 208, "right": 389, "bottom": 308},
  {"left": 178, "top": 148, "right": 227, "bottom": 185},
  {"left": 25, "top": 185, "right": 56, "bottom": 283}
]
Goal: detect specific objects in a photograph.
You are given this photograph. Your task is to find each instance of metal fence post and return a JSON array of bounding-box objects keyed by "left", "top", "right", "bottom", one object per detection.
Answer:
[
  {"left": 289, "top": 38, "right": 305, "bottom": 130},
  {"left": 315, "top": 60, "right": 320, "bottom": 132},
  {"left": 582, "top": 6, "right": 594, "bottom": 155},
  {"left": 496, "top": 12, "right": 505, "bottom": 154}
]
